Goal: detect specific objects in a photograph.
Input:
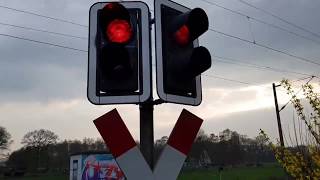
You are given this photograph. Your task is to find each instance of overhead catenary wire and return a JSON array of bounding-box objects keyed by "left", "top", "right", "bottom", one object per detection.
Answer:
[
  {"left": 198, "top": 0, "right": 320, "bottom": 67},
  {"left": 204, "top": 74, "right": 256, "bottom": 86},
  {"left": 279, "top": 76, "right": 315, "bottom": 112},
  {"left": 0, "top": 2, "right": 316, "bottom": 98},
  {"left": 0, "top": 31, "right": 311, "bottom": 96},
  {"left": 0, "top": 4, "right": 87, "bottom": 28},
  {"left": 3, "top": 23, "right": 318, "bottom": 75},
  {"left": 213, "top": 55, "right": 317, "bottom": 77},
  {"left": 0, "top": 31, "right": 279, "bottom": 88},
  {"left": 2, "top": 1, "right": 320, "bottom": 46},
  {"left": 210, "top": 29, "right": 320, "bottom": 67},
  {"left": 203, "top": 74, "right": 299, "bottom": 94},
  {"left": 0, "top": 3, "right": 316, "bottom": 79},
  {"left": 0, "top": 31, "right": 313, "bottom": 89},
  {"left": 0, "top": 22, "right": 87, "bottom": 40},
  {"left": 291, "top": 76, "right": 315, "bottom": 83},
  {"left": 1, "top": 2, "right": 320, "bottom": 67},
  {"left": 198, "top": 0, "right": 320, "bottom": 45},
  {"left": 238, "top": 0, "right": 320, "bottom": 40},
  {"left": 0, "top": 33, "right": 87, "bottom": 52}
]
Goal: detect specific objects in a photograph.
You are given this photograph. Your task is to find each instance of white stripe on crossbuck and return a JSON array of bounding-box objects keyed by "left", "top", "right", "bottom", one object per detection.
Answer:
[
  {"left": 116, "top": 146, "right": 154, "bottom": 180},
  {"left": 154, "top": 145, "right": 187, "bottom": 180}
]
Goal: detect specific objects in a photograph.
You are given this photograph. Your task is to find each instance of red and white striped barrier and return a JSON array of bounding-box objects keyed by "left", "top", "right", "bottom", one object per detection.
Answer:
[
  {"left": 94, "top": 109, "right": 153, "bottom": 180},
  {"left": 154, "top": 109, "right": 203, "bottom": 180},
  {"left": 94, "top": 109, "right": 203, "bottom": 180}
]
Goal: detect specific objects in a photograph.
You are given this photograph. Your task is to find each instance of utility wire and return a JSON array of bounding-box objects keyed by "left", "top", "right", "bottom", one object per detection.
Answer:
[
  {"left": 210, "top": 28, "right": 320, "bottom": 66},
  {"left": 0, "top": 33, "right": 87, "bottom": 53},
  {"left": 0, "top": 30, "right": 315, "bottom": 86},
  {"left": 238, "top": 0, "right": 320, "bottom": 40},
  {"left": 0, "top": 3, "right": 317, "bottom": 84},
  {"left": 203, "top": 74, "right": 290, "bottom": 93},
  {"left": 204, "top": 74, "right": 310, "bottom": 96},
  {"left": 279, "top": 76, "right": 315, "bottom": 112},
  {"left": 0, "top": 4, "right": 87, "bottom": 28},
  {"left": 199, "top": 0, "right": 320, "bottom": 45},
  {"left": 0, "top": 31, "right": 280, "bottom": 89},
  {"left": 213, "top": 55, "right": 316, "bottom": 77},
  {"left": 0, "top": 22, "right": 87, "bottom": 40},
  {"left": 2, "top": 1, "right": 319, "bottom": 46},
  {"left": 247, "top": 17, "right": 256, "bottom": 44},
  {"left": 291, "top": 76, "right": 315, "bottom": 83},
  {"left": 1, "top": 1, "right": 319, "bottom": 46},
  {"left": 0, "top": 32, "right": 308, "bottom": 95},
  {"left": 248, "top": 16, "right": 320, "bottom": 46},
  {"left": 203, "top": 74, "right": 255, "bottom": 85}
]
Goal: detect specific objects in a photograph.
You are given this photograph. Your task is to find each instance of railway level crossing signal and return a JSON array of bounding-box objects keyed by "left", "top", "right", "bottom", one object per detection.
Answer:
[
  {"left": 87, "top": 1, "right": 212, "bottom": 179},
  {"left": 88, "top": 2, "right": 151, "bottom": 105}
]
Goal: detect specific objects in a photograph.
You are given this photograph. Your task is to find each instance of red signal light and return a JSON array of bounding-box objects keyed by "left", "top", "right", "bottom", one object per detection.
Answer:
[
  {"left": 107, "top": 19, "right": 133, "bottom": 44},
  {"left": 174, "top": 25, "right": 190, "bottom": 46}
]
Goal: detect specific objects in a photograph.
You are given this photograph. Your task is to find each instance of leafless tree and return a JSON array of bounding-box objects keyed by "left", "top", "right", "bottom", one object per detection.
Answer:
[
  {"left": 0, "top": 126, "right": 12, "bottom": 161},
  {"left": 21, "top": 129, "right": 58, "bottom": 169}
]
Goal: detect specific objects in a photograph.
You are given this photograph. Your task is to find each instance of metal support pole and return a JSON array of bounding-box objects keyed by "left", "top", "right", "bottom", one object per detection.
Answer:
[
  {"left": 138, "top": 9, "right": 157, "bottom": 171},
  {"left": 272, "top": 83, "right": 285, "bottom": 147},
  {"left": 140, "top": 102, "right": 154, "bottom": 170}
]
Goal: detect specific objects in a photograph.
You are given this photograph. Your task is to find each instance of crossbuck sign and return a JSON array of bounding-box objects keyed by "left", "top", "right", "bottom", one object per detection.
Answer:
[{"left": 94, "top": 109, "right": 203, "bottom": 180}]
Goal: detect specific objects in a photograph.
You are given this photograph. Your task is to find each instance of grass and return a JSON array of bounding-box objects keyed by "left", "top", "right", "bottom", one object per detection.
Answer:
[
  {"left": 178, "top": 164, "right": 286, "bottom": 180},
  {"left": 0, "top": 164, "right": 286, "bottom": 180}
]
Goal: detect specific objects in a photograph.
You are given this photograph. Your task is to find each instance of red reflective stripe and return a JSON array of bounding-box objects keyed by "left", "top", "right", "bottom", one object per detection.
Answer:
[
  {"left": 94, "top": 109, "right": 136, "bottom": 158},
  {"left": 167, "top": 109, "right": 203, "bottom": 156}
]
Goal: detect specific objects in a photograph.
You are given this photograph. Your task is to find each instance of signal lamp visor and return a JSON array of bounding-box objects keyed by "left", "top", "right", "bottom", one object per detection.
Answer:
[{"left": 107, "top": 19, "right": 133, "bottom": 44}]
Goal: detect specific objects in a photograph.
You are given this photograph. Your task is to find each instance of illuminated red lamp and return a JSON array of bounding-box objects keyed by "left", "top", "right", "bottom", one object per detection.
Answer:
[
  {"left": 174, "top": 25, "right": 190, "bottom": 46},
  {"left": 107, "top": 19, "right": 133, "bottom": 44}
]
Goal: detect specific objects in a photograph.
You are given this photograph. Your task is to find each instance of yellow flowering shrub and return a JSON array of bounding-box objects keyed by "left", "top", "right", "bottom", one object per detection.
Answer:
[{"left": 261, "top": 79, "right": 320, "bottom": 179}]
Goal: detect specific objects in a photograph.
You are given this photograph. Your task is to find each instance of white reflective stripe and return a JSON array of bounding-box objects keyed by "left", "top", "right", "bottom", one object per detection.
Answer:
[
  {"left": 154, "top": 145, "right": 186, "bottom": 180},
  {"left": 116, "top": 146, "right": 154, "bottom": 180}
]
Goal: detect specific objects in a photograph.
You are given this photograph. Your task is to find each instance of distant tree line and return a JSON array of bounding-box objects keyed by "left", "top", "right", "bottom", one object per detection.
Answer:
[
  {"left": 5, "top": 129, "right": 107, "bottom": 173},
  {"left": 2, "top": 127, "right": 276, "bottom": 174},
  {"left": 155, "top": 129, "right": 276, "bottom": 168}
]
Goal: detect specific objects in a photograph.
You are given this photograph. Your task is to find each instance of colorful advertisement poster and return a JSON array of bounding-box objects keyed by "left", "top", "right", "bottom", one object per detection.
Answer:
[{"left": 81, "top": 154, "right": 125, "bottom": 180}]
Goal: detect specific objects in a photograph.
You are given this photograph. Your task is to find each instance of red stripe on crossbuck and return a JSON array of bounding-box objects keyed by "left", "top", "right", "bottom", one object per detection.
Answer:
[
  {"left": 167, "top": 109, "right": 203, "bottom": 156},
  {"left": 94, "top": 109, "right": 136, "bottom": 158}
]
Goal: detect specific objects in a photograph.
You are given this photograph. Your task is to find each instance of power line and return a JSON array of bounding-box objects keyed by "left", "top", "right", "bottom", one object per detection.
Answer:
[
  {"left": 249, "top": 17, "right": 320, "bottom": 46},
  {"left": 210, "top": 28, "right": 320, "bottom": 67},
  {"left": 238, "top": 0, "right": 320, "bottom": 40},
  {"left": 0, "top": 22, "right": 87, "bottom": 40},
  {"left": 0, "top": 31, "right": 309, "bottom": 94},
  {"left": 0, "top": 33, "right": 274, "bottom": 89},
  {"left": 0, "top": 4, "right": 87, "bottom": 28},
  {"left": 213, "top": 55, "right": 316, "bottom": 77},
  {"left": 203, "top": 74, "right": 255, "bottom": 85},
  {"left": 198, "top": 0, "right": 320, "bottom": 45},
  {"left": 291, "top": 76, "right": 315, "bottom": 83},
  {"left": 204, "top": 74, "right": 312, "bottom": 96},
  {"left": 280, "top": 76, "right": 315, "bottom": 112},
  {"left": 0, "top": 33, "right": 87, "bottom": 53}
]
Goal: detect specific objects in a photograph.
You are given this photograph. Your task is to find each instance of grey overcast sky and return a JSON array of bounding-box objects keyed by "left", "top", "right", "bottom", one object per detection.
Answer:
[{"left": 0, "top": 0, "right": 320, "bottom": 150}]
